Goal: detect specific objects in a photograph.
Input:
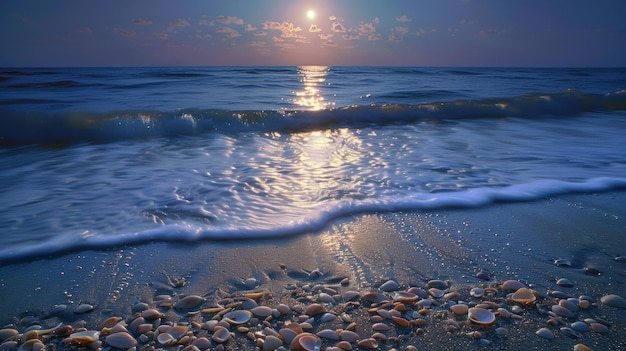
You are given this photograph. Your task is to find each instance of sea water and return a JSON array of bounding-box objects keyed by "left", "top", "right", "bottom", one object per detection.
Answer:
[{"left": 1, "top": 66, "right": 625, "bottom": 264}]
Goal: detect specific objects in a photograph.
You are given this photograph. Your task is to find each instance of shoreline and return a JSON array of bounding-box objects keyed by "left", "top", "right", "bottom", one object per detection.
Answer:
[{"left": 1, "top": 191, "right": 625, "bottom": 350}]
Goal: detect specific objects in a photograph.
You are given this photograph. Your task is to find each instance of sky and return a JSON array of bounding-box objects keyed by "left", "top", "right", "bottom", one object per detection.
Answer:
[{"left": 1, "top": 0, "right": 625, "bottom": 67}]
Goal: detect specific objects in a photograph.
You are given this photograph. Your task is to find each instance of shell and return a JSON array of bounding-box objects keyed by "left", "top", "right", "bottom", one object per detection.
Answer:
[
  {"left": 450, "top": 304, "right": 469, "bottom": 316},
  {"left": 573, "top": 344, "right": 593, "bottom": 351},
  {"left": 429, "top": 288, "right": 444, "bottom": 298},
  {"left": 339, "top": 330, "right": 360, "bottom": 343},
  {"left": 556, "top": 278, "right": 574, "bottom": 287},
  {"left": 468, "top": 307, "right": 496, "bottom": 326},
  {"left": 211, "top": 326, "right": 232, "bottom": 343},
  {"left": 391, "top": 316, "right": 410, "bottom": 328},
  {"left": 571, "top": 321, "right": 590, "bottom": 332},
  {"left": 74, "top": 304, "right": 94, "bottom": 314},
  {"left": 105, "top": 332, "right": 137, "bottom": 349},
  {"left": 222, "top": 310, "right": 252, "bottom": 325},
  {"left": 600, "top": 294, "right": 626, "bottom": 309},
  {"left": 362, "top": 292, "right": 387, "bottom": 303},
  {"left": 69, "top": 330, "right": 100, "bottom": 344},
  {"left": 501, "top": 280, "right": 526, "bottom": 291},
  {"left": 157, "top": 333, "right": 176, "bottom": 346},
  {"left": 551, "top": 305, "right": 574, "bottom": 318},
  {"left": 263, "top": 335, "right": 284, "bottom": 351},
  {"left": 168, "top": 325, "right": 189, "bottom": 339},
  {"left": 392, "top": 291, "right": 418, "bottom": 303},
  {"left": 427, "top": 280, "right": 448, "bottom": 289},
  {"left": 290, "top": 333, "right": 322, "bottom": 351},
  {"left": 589, "top": 322, "right": 609, "bottom": 333},
  {"left": 511, "top": 288, "right": 536, "bottom": 305},
  {"left": 316, "top": 329, "right": 339, "bottom": 340},
  {"left": 535, "top": 328, "right": 554, "bottom": 339},
  {"left": 0, "top": 329, "right": 18, "bottom": 342},
  {"left": 142, "top": 308, "right": 163, "bottom": 319},
  {"left": 379, "top": 280, "right": 400, "bottom": 292},
  {"left": 356, "top": 338, "right": 378, "bottom": 349},
  {"left": 174, "top": 295, "right": 205, "bottom": 310},
  {"left": 250, "top": 306, "right": 273, "bottom": 318},
  {"left": 305, "top": 303, "right": 325, "bottom": 316},
  {"left": 470, "top": 287, "right": 484, "bottom": 298}
]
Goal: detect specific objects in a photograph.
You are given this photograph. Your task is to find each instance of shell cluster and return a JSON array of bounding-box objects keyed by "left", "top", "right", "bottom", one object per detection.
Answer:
[{"left": 0, "top": 270, "right": 623, "bottom": 351}]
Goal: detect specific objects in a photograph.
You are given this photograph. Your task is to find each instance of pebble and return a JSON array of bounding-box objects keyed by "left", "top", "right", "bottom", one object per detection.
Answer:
[
  {"left": 73, "top": 303, "right": 94, "bottom": 314},
  {"left": 571, "top": 321, "right": 590, "bottom": 332},
  {"left": 426, "top": 280, "right": 448, "bottom": 289},
  {"left": 600, "top": 294, "right": 626, "bottom": 309},
  {"left": 589, "top": 322, "right": 609, "bottom": 333},
  {"left": 475, "top": 271, "right": 491, "bottom": 280},
  {"left": 556, "top": 278, "right": 574, "bottom": 287}
]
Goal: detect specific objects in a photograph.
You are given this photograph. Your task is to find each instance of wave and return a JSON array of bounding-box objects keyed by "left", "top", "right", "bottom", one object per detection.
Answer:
[
  {"left": 1, "top": 89, "right": 625, "bottom": 145},
  {"left": 1, "top": 177, "right": 624, "bottom": 264}
]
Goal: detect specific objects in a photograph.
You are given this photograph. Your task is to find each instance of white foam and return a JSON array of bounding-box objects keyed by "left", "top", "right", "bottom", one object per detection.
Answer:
[{"left": 1, "top": 177, "right": 625, "bottom": 264}]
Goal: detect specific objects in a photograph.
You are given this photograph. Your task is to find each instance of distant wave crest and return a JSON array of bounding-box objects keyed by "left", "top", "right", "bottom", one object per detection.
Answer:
[{"left": 1, "top": 89, "right": 625, "bottom": 145}]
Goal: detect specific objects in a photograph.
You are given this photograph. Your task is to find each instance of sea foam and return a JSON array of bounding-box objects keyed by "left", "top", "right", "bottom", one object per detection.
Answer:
[{"left": 1, "top": 177, "right": 624, "bottom": 264}]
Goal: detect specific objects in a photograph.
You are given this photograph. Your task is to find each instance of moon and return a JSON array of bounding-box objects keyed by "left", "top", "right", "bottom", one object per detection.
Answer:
[{"left": 307, "top": 10, "right": 316, "bottom": 19}]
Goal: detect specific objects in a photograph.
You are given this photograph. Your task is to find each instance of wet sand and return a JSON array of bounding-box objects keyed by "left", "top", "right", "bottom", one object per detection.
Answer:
[{"left": 1, "top": 191, "right": 625, "bottom": 350}]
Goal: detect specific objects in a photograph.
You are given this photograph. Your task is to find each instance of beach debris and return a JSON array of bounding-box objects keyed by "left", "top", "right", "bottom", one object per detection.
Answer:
[{"left": 163, "top": 269, "right": 186, "bottom": 288}]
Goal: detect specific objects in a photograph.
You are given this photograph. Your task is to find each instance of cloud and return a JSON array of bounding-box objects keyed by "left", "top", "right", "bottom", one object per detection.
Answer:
[
  {"left": 262, "top": 21, "right": 302, "bottom": 38},
  {"left": 215, "top": 26, "right": 241, "bottom": 38},
  {"left": 320, "top": 34, "right": 337, "bottom": 47},
  {"left": 388, "top": 34, "right": 403, "bottom": 42},
  {"left": 358, "top": 22, "right": 376, "bottom": 35},
  {"left": 249, "top": 41, "right": 266, "bottom": 47},
  {"left": 253, "top": 31, "right": 267, "bottom": 37},
  {"left": 394, "top": 26, "right": 409, "bottom": 34},
  {"left": 113, "top": 28, "right": 136, "bottom": 37},
  {"left": 342, "top": 34, "right": 360, "bottom": 41},
  {"left": 216, "top": 16, "right": 244, "bottom": 25},
  {"left": 133, "top": 19, "right": 152, "bottom": 25},
  {"left": 373, "top": 17, "right": 380, "bottom": 24},
  {"left": 396, "top": 15, "right": 412, "bottom": 22},
  {"left": 170, "top": 19, "right": 190, "bottom": 27},
  {"left": 156, "top": 33, "right": 169, "bottom": 40},
  {"left": 309, "top": 24, "right": 321, "bottom": 33},
  {"left": 331, "top": 22, "right": 346, "bottom": 33},
  {"left": 245, "top": 24, "right": 258, "bottom": 31},
  {"left": 329, "top": 16, "right": 337, "bottom": 21},
  {"left": 460, "top": 19, "right": 475, "bottom": 25},
  {"left": 75, "top": 27, "right": 92, "bottom": 34},
  {"left": 368, "top": 33, "right": 382, "bottom": 41}
]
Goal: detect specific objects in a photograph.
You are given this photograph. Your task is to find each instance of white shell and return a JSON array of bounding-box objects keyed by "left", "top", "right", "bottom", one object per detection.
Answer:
[
  {"left": 222, "top": 310, "right": 252, "bottom": 325},
  {"left": 468, "top": 307, "right": 496, "bottom": 325}
]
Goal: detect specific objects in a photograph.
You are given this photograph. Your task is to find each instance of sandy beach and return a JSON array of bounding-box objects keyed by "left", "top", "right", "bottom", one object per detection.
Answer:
[{"left": 1, "top": 191, "right": 625, "bottom": 350}]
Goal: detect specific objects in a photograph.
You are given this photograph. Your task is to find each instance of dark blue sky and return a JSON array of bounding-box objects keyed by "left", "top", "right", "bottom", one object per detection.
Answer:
[{"left": 1, "top": 0, "right": 625, "bottom": 67}]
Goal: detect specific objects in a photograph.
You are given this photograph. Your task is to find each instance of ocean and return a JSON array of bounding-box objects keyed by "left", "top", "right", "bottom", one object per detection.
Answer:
[{"left": 1, "top": 66, "right": 625, "bottom": 264}]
